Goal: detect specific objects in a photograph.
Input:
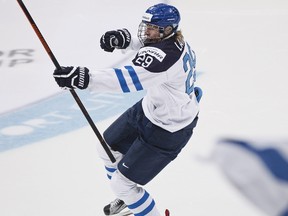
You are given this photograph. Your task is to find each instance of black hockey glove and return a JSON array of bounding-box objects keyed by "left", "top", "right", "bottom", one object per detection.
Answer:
[
  {"left": 100, "top": 28, "right": 131, "bottom": 52},
  {"left": 53, "top": 66, "right": 90, "bottom": 90}
]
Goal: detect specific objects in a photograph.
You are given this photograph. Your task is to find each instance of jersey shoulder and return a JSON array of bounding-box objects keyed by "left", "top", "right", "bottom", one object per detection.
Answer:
[{"left": 132, "top": 37, "right": 185, "bottom": 73}]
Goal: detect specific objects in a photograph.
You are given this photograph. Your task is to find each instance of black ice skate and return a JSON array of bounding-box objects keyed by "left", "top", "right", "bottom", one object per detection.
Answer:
[{"left": 103, "top": 198, "right": 132, "bottom": 216}]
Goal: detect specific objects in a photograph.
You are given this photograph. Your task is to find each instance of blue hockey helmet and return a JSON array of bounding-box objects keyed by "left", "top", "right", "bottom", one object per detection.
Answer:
[
  {"left": 143, "top": 3, "right": 180, "bottom": 30},
  {"left": 138, "top": 3, "right": 181, "bottom": 45}
]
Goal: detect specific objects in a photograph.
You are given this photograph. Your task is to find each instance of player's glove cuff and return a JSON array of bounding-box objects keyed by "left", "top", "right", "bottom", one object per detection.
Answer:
[{"left": 53, "top": 66, "right": 90, "bottom": 90}]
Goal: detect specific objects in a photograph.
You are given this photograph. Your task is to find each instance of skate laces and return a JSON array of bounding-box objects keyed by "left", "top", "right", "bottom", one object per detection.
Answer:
[{"left": 110, "top": 198, "right": 122, "bottom": 207}]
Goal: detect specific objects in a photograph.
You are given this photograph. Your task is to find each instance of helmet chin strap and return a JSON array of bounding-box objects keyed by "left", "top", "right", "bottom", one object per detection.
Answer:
[
  {"left": 148, "top": 28, "right": 175, "bottom": 44},
  {"left": 161, "top": 26, "right": 175, "bottom": 40},
  {"left": 162, "top": 32, "right": 175, "bottom": 40}
]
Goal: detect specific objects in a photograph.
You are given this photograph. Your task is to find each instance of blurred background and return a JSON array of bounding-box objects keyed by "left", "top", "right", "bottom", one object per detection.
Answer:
[{"left": 1, "top": 0, "right": 288, "bottom": 215}]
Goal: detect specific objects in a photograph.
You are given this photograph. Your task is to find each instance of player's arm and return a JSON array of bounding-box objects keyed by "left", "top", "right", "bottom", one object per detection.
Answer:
[
  {"left": 88, "top": 65, "right": 167, "bottom": 93},
  {"left": 52, "top": 64, "right": 166, "bottom": 93},
  {"left": 52, "top": 44, "right": 169, "bottom": 92}
]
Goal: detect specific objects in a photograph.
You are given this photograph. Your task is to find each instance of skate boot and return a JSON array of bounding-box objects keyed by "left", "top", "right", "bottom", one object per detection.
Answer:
[{"left": 103, "top": 198, "right": 131, "bottom": 216}]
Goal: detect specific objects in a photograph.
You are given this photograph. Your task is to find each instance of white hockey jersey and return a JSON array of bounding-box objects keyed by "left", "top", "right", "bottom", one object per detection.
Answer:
[{"left": 89, "top": 36, "right": 199, "bottom": 132}]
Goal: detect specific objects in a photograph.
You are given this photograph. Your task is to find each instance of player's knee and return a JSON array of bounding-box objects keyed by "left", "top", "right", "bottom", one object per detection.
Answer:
[{"left": 110, "top": 170, "right": 136, "bottom": 199}]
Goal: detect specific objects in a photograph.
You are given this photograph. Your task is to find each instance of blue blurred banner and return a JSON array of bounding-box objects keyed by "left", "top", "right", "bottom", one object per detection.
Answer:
[{"left": 212, "top": 138, "right": 288, "bottom": 216}]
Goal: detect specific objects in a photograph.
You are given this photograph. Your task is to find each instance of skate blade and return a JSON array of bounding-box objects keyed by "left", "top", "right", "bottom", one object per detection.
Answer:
[
  {"left": 115, "top": 212, "right": 132, "bottom": 216},
  {"left": 106, "top": 208, "right": 132, "bottom": 216}
]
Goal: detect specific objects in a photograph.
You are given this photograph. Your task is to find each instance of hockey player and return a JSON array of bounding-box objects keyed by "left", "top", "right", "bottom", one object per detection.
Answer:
[{"left": 53, "top": 3, "right": 202, "bottom": 216}]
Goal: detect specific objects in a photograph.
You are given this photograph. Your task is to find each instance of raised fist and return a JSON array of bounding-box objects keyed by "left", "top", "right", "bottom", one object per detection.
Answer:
[{"left": 100, "top": 28, "right": 131, "bottom": 52}]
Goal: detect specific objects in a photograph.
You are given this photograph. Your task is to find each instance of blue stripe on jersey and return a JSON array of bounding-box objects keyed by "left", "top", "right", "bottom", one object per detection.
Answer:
[
  {"left": 128, "top": 190, "right": 149, "bottom": 209},
  {"left": 114, "top": 67, "right": 143, "bottom": 93},
  {"left": 114, "top": 68, "right": 130, "bottom": 92},
  {"left": 124, "top": 66, "right": 143, "bottom": 91}
]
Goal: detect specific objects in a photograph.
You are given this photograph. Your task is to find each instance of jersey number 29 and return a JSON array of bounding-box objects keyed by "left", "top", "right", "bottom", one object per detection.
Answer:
[{"left": 183, "top": 44, "right": 196, "bottom": 95}]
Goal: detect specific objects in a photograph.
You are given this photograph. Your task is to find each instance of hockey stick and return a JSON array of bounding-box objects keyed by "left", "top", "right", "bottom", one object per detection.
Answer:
[{"left": 16, "top": 0, "right": 116, "bottom": 163}]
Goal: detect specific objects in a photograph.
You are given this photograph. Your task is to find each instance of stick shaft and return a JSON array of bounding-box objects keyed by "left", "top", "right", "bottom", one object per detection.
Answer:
[{"left": 17, "top": 0, "right": 116, "bottom": 163}]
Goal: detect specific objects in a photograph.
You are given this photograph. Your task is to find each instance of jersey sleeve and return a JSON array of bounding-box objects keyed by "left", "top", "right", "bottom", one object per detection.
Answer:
[
  {"left": 118, "top": 36, "right": 142, "bottom": 54},
  {"left": 128, "top": 36, "right": 142, "bottom": 51},
  {"left": 88, "top": 64, "right": 167, "bottom": 93}
]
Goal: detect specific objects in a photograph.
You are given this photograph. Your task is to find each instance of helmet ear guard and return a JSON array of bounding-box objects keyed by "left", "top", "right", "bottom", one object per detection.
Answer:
[{"left": 163, "top": 26, "right": 173, "bottom": 36}]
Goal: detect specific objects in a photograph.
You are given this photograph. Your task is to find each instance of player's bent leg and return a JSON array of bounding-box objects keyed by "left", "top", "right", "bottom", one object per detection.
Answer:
[
  {"left": 95, "top": 139, "right": 124, "bottom": 179},
  {"left": 100, "top": 102, "right": 140, "bottom": 179},
  {"left": 110, "top": 170, "right": 160, "bottom": 216},
  {"left": 103, "top": 106, "right": 138, "bottom": 155},
  {"left": 95, "top": 107, "right": 137, "bottom": 179}
]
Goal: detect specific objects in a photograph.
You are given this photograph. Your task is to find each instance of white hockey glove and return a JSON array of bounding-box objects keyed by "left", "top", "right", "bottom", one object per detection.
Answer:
[
  {"left": 100, "top": 29, "right": 131, "bottom": 52},
  {"left": 53, "top": 66, "right": 90, "bottom": 90}
]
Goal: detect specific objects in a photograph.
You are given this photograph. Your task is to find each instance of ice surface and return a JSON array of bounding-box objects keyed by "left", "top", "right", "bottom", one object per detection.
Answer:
[{"left": 1, "top": 0, "right": 288, "bottom": 215}]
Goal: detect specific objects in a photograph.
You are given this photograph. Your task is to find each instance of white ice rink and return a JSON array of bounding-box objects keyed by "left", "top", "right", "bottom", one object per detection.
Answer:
[{"left": 1, "top": 0, "right": 288, "bottom": 215}]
